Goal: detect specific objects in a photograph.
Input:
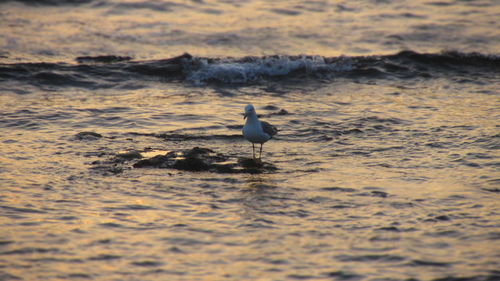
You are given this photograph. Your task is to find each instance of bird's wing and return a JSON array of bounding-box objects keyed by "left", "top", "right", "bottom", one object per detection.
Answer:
[{"left": 261, "top": 121, "right": 278, "bottom": 138}]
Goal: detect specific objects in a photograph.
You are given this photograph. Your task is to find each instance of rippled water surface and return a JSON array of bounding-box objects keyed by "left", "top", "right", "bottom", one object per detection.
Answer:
[{"left": 1, "top": 1, "right": 499, "bottom": 280}]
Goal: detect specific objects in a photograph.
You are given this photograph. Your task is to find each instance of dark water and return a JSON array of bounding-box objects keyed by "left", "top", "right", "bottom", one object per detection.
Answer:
[{"left": 1, "top": 1, "right": 499, "bottom": 280}]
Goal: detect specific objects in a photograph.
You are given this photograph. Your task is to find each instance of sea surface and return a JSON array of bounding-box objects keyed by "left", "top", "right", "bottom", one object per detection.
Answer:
[{"left": 1, "top": 1, "right": 499, "bottom": 280}]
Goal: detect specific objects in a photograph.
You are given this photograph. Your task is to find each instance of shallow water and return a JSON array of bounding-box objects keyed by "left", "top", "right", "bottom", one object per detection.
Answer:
[{"left": 1, "top": 1, "right": 499, "bottom": 281}]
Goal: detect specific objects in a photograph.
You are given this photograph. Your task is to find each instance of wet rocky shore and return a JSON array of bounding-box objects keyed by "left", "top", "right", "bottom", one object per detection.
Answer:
[{"left": 82, "top": 131, "right": 278, "bottom": 175}]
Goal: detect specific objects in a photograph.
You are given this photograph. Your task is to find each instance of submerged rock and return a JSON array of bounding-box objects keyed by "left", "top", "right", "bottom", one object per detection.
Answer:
[
  {"left": 89, "top": 147, "right": 277, "bottom": 174},
  {"left": 132, "top": 147, "right": 277, "bottom": 174},
  {"left": 133, "top": 154, "right": 174, "bottom": 168},
  {"left": 74, "top": 131, "right": 103, "bottom": 140},
  {"left": 237, "top": 157, "right": 278, "bottom": 174}
]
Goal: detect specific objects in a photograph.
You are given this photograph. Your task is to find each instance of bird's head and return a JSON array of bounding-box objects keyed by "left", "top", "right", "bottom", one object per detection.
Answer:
[{"left": 243, "top": 104, "right": 255, "bottom": 119}]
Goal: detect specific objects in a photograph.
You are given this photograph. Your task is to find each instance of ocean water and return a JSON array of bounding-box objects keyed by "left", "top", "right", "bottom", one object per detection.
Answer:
[{"left": 0, "top": 1, "right": 499, "bottom": 280}]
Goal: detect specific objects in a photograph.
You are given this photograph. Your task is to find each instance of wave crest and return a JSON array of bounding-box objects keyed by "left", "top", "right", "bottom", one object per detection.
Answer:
[
  {"left": 185, "top": 55, "right": 354, "bottom": 84},
  {"left": 1, "top": 50, "right": 498, "bottom": 89}
]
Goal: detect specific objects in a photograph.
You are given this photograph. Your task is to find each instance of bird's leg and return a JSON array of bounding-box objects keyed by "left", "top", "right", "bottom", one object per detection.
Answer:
[
  {"left": 252, "top": 143, "right": 255, "bottom": 159},
  {"left": 259, "top": 143, "right": 263, "bottom": 159}
]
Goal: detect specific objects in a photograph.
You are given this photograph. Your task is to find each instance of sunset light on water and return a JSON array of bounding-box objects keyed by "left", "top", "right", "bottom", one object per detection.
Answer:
[{"left": 1, "top": 1, "right": 499, "bottom": 280}]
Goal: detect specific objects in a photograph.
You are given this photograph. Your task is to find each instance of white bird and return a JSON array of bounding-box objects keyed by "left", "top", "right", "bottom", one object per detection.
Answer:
[{"left": 242, "top": 104, "right": 278, "bottom": 159}]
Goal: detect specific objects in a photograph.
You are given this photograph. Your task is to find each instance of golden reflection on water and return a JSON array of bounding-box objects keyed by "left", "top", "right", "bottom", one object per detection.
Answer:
[
  {"left": 1, "top": 1, "right": 499, "bottom": 277},
  {"left": 8, "top": 0, "right": 492, "bottom": 62}
]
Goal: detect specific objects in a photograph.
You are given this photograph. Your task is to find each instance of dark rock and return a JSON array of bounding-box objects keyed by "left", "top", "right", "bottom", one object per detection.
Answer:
[
  {"left": 237, "top": 157, "right": 278, "bottom": 174},
  {"left": 116, "top": 150, "right": 142, "bottom": 160},
  {"left": 92, "top": 147, "right": 277, "bottom": 174},
  {"left": 238, "top": 157, "right": 265, "bottom": 168},
  {"left": 173, "top": 156, "right": 209, "bottom": 171},
  {"left": 133, "top": 148, "right": 276, "bottom": 174},
  {"left": 186, "top": 147, "right": 214, "bottom": 157},
  {"left": 133, "top": 154, "right": 173, "bottom": 168},
  {"left": 75, "top": 131, "right": 102, "bottom": 140}
]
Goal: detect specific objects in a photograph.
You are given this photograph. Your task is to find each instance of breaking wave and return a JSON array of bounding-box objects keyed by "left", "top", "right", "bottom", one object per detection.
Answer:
[{"left": 0, "top": 50, "right": 498, "bottom": 89}]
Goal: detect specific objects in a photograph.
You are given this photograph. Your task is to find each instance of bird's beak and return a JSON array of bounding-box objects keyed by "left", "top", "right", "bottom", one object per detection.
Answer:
[{"left": 243, "top": 113, "right": 247, "bottom": 120}]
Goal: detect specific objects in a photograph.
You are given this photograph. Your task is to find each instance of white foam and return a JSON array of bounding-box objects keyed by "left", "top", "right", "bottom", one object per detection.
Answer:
[{"left": 185, "top": 56, "right": 354, "bottom": 84}]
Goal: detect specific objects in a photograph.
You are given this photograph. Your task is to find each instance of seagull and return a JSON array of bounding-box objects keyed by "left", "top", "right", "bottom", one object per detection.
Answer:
[{"left": 242, "top": 104, "right": 278, "bottom": 159}]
